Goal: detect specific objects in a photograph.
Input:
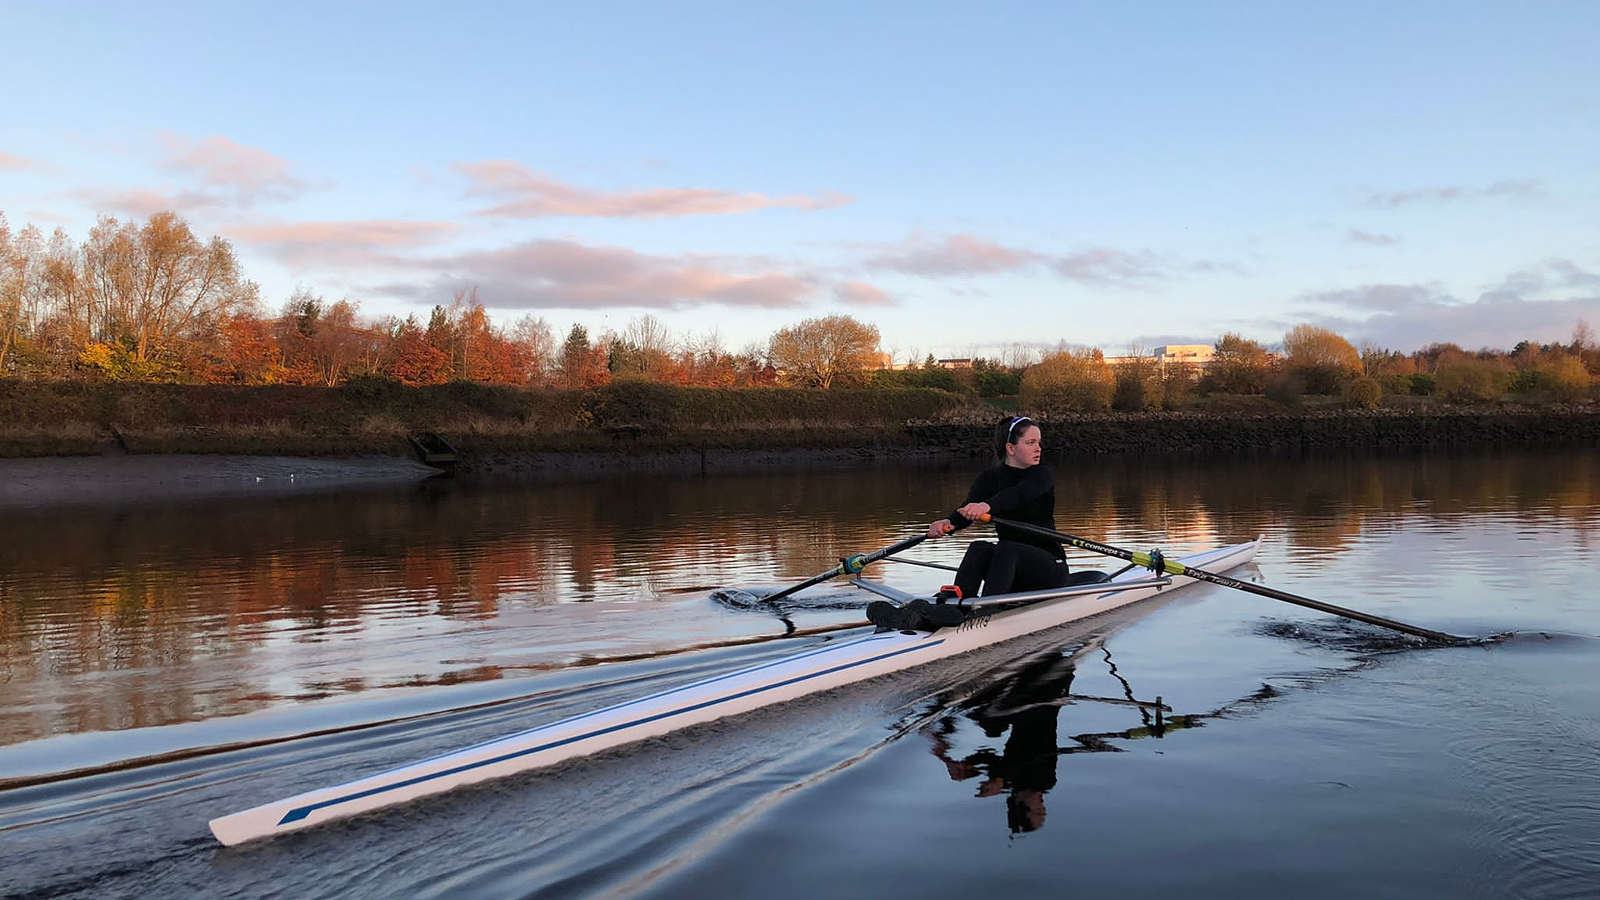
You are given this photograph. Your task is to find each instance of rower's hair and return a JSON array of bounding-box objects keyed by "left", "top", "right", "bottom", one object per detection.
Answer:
[{"left": 994, "top": 415, "right": 1035, "bottom": 461}]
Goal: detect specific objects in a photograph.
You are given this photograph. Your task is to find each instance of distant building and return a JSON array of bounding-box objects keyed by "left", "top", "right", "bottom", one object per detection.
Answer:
[
  {"left": 1104, "top": 344, "right": 1216, "bottom": 368},
  {"left": 930, "top": 357, "right": 974, "bottom": 369}
]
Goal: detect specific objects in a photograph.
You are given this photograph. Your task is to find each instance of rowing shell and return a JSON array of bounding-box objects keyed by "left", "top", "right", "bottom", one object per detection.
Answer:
[{"left": 209, "top": 537, "right": 1260, "bottom": 845}]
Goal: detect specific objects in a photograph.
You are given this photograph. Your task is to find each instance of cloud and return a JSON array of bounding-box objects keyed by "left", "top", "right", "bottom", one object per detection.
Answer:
[
  {"left": 865, "top": 234, "right": 1045, "bottom": 277},
  {"left": 66, "top": 134, "right": 314, "bottom": 219},
  {"left": 1050, "top": 247, "right": 1172, "bottom": 284},
  {"left": 376, "top": 238, "right": 818, "bottom": 310},
  {"left": 1290, "top": 260, "right": 1600, "bottom": 350},
  {"left": 863, "top": 233, "right": 1208, "bottom": 286},
  {"left": 1362, "top": 179, "right": 1541, "bottom": 209},
  {"left": 833, "top": 280, "right": 893, "bottom": 306},
  {"left": 455, "top": 161, "right": 850, "bottom": 219},
  {"left": 231, "top": 219, "right": 461, "bottom": 267},
  {"left": 67, "top": 187, "right": 227, "bottom": 218},
  {"left": 0, "top": 151, "right": 41, "bottom": 171},
  {"left": 1299, "top": 283, "right": 1443, "bottom": 313},
  {"left": 158, "top": 133, "right": 311, "bottom": 206},
  {"left": 1348, "top": 229, "right": 1397, "bottom": 245}
]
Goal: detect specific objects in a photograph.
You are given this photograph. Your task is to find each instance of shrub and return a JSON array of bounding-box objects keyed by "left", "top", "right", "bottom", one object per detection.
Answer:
[
  {"left": 1541, "top": 356, "right": 1591, "bottom": 402},
  {"left": 1383, "top": 374, "right": 1413, "bottom": 397},
  {"left": 1264, "top": 372, "right": 1305, "bottom": 407},
  {"left": 1436, "top": 359, "right": 1506, "bottom": 403},
  {"left": 974, "top": 367, "right": 1022, "bottom": 397},
  {"left": 342, "top": 374, "right": 405, "bottom": 403},
  {"left": 1408, "top": 373, "right": 1436, "bottom": 396},
  {"left": 1204, "top": 333, "right": 1271, "bottom": 394},
  {"left": 589, "top": 380, "right": 684, "bottom": 426},
  {"left": 1345, "top": 376, "right": 1382, "bottom": 410},
  {"left": 1112, "top": 359, "right": 1163, "bottom": 411},
  {"left": 1021, "top": 351, "right": 1113, "bottom": 412},
  {"left": 1161, "top": 363, "right": 1197, "bottom": 410}
]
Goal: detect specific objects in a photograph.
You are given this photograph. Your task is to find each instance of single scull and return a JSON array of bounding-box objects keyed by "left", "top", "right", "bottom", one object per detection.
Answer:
[{"left": 209, "top": 537, "right": 1259, "bottom": 845}]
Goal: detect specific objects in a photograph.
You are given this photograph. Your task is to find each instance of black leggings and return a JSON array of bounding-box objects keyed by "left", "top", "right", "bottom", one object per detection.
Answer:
[{"left": 954, "top": 540, "right": 1076, "bottom": 598}]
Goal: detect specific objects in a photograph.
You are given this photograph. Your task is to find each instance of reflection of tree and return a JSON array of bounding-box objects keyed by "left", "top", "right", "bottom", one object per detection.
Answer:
[{"left": 3, "top": 448, "right": 1597, "bottom": 745}]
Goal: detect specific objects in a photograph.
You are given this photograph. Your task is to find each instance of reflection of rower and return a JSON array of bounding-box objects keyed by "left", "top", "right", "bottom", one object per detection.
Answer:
[{"left": 926, "top": 651, "right": 1079, "bottom": 833}]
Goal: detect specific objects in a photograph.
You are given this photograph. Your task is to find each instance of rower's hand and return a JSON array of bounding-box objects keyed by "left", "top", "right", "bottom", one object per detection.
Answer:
[
  {"left": 955, "top": 501, "right": 991, "bottom": 521},
  {"left": 927, "top": 518, "right": 955, "bottom": 538}
]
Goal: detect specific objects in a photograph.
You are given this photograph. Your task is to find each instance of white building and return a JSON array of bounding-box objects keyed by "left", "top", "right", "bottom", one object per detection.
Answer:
[{"left": 1103, "top": 344, "right": 1216, "bottom": 368}]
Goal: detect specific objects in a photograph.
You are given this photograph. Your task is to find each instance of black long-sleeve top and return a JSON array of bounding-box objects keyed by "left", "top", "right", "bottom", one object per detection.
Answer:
[{"left": 947, "top": 464, "right": 1063, "bottom": 559}]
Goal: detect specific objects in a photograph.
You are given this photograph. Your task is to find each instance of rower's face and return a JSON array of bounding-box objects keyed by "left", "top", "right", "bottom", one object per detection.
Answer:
[{"left": 1007, "top": 425, "right": 1042, "bottom": 467}]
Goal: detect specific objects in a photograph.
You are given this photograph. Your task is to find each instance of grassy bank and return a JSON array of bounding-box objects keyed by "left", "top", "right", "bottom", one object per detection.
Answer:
[
  {"left": 4, "top": 379, "right": 1598, "bottom": 461},
  {"left": 0, "top": 380, "right": 978, "bottom": 457}
]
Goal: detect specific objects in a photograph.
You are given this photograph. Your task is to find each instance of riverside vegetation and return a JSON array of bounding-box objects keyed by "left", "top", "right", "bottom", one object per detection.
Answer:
[
  {"left": 4, "top": 211, "right": 1599, "bottom": 461},
  {"left": 3, "top": 377, "right": 1598, "bottom": 462}
]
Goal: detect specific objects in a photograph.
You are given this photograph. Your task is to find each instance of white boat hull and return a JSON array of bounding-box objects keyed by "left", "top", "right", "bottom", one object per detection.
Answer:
[{"left": 209, "top": 537, "right": 1259, "bottom": 845}]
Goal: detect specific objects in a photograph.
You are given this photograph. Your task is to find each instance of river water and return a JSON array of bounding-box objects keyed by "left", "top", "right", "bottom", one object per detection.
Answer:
[{"left": 1, "top": 449, "right": 1597, "bottom": 899}]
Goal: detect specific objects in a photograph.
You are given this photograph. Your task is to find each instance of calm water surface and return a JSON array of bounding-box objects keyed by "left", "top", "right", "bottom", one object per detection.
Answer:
[{"left": 1, "top": 449, "right": 1597, "bottom": 899}]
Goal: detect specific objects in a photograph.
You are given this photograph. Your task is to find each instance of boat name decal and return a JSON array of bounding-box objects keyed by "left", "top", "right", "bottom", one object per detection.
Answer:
[{"left": 955, "top": 612, "right": 992, "bottom": 633}]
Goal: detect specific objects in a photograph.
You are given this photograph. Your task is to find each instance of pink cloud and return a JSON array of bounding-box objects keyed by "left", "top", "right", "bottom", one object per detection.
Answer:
[
  {"left": 455, "top": 160, "right": 850, "bottom": 219},
  {"left": 865, "top": 234, "right": 1184, "bottom": 286},
  {"left": 379, "top": 238, "right": 817, "bottom": 309},
  {"left": 67, "top": 187, "right": 225, "bottom": 218},
  {"left": 158, "top": 133, "right": 311, "bottom": 205},
  {"left": 231, "top": 219, "right": 462, "bottom": 267},
  {"left": 866, "top": 234, "right": 1045, "bottom": 277},
  {"left": 834, "top": 280, "right": 893, "bottom": 306},
  {"left": 0, "top": 151, "right": 41, "bottom": 171}
]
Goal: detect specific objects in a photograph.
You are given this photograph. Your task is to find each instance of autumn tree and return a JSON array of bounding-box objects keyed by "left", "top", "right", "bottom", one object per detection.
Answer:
[
  {"left": 1282, "top": 324, "right": 1360, "bottom": 394},
  {"left": 1021, "top": 349, "right": 1113, "bottom": 412},
  {"left": 197, "top": 310, "right": 285, "bottom": 384},
  {"left": 557, "top": 324, "right": 608, "bottom": 388},
  {"left": 76, "top": 212, "right": 258, "bottom": 368},
  {"left": 1111, "top": 346, "right": 1163, "bottom": 411},
  {"left": 1436, "top": 357, "right": 1507, "bottom": 403},
  {"left": 384, "top": 316, "right": 450, "bottom": 386},
  {"left": 767, "top": 314, "right": 881, "bottom": 389},
  {"left": 273, "top": 289, "right": 372, "bottom": 385},
  {"left": 1204, "top": 333, "right": 1272, "bottom": 394}
]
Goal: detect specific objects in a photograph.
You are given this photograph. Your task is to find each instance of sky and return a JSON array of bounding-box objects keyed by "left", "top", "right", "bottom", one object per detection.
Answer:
[{"left": 2, "top": 0, "right": 1598, "bottom": 361}]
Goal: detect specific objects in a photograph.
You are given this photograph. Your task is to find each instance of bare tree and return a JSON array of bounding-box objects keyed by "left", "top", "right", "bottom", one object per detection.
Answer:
[
  {"left": 1571, "top": 319, "right": 1594, "bottom": 354},
  {"left": 511, "top": 314, "right": 556, "bottom": 383},
  {"left": 77, "top": 212, "right": 257, "bottom": 363},
  {"left": 767, "top": 314, "right": 881, "bottom": 388},
  {"left": 623, "top": 313, "right": 677, "bottom": 356}
]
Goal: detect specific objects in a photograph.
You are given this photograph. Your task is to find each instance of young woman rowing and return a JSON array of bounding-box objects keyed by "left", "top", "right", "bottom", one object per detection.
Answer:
[{"left": 868, "top": 415, "right": 1103, "bottom": 631}]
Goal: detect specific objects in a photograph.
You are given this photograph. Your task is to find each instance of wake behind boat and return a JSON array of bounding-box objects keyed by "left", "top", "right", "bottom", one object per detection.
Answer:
[{"left": 208, "top": 537, "right": 1260, "bottom": 846}]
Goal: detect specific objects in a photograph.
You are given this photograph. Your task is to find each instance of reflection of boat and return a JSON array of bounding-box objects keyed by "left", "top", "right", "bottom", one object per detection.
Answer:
[{"left": 209, "top": 538, "right": 1259, "bottom": 845}]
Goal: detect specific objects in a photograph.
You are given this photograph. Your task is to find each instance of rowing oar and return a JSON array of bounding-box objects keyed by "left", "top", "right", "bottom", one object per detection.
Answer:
[
  {"left": 762, "top": 533, "right": 929, "bottom": 603},
  {"left": 980, "top": 515, "right": 1468, "bottom": 644}
]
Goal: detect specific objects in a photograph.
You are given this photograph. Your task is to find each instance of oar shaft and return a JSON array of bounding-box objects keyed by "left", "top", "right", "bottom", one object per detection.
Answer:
[
  {"left": 764, "top": 533, "right": 928, "bottom": 602},
  {"left": 982, "top": 515, "right": 1463, "bottom": 644},
  {"left": 1170, "top": 562, "right": 1461, "bottom": 643}
]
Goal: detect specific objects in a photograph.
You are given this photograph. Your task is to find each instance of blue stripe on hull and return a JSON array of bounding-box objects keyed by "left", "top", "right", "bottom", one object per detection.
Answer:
[{"left": 279, "top": 636, "right": 945, "bottom": 826}]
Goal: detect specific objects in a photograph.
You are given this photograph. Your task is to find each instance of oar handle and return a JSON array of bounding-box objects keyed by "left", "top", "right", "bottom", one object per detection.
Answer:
[{"left": 979, "top": 514, "right": 1467, "bottom": 644}]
